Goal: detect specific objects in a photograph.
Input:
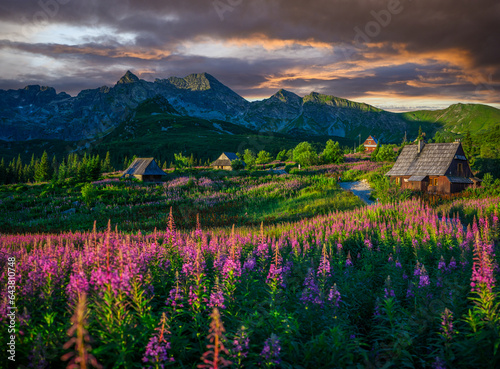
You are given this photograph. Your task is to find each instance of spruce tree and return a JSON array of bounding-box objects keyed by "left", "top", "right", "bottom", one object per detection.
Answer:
[
  {"left": 35, "top": 151, "right": 50, "bottom": 182},
  {"left": 15, "top": 155, "right": 23, "bottom": 183},
  {"left": 0, "top": 158, "right": 6, "bottom": 184},
  {"left": 103, "top": 151, "right": 112, "bottom": 172},
  {"left": 51, "top": 155, "right": 58, "bottom": 179}
]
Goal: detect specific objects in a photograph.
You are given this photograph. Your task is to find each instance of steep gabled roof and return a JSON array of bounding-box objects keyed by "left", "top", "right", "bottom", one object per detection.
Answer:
[
  {"left": 364, "top": 135, "right": 378, "bottom": 144},
  {"left": 223, "top": 152, "right": 239, "bottom": 161},
  {"left": 211, "top": 152, "right": 242, "bottom": 167},
  {"left": 122, "top": 158, "right": 167, "bottom": 176},
  {"left": 386, "top": 142, "right": 462, "bottom": 176}
]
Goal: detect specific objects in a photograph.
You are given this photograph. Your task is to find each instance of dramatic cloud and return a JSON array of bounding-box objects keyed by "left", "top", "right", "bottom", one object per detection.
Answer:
[{"left": 0, "top": 0, "right": 498, "bottom": 110}]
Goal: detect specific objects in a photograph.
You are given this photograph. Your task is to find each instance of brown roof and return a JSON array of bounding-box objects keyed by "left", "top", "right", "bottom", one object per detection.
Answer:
[
  {"left": 211, "top": 152, "right": 243, "bottom": 167},
  {"left": 386, "top": 142, "right": 462, "bottom": 176},
  {"left": 122, "top": 158, "right": 167, "bottom": 176}
]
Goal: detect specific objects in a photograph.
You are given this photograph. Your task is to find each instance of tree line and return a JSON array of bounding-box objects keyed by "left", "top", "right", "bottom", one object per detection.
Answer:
[{"left": 0, "top": 151, "right": 113, "bottom": 185}]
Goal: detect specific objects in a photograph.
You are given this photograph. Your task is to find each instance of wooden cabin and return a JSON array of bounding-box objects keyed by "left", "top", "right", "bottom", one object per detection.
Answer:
[
  {"left": 385, "top": 141, "right": 480, "bottom": 194},
  {"left": 211, "top": 152, "right": 243, "bottom": 170},
  {"left": 363, "top": 135, "right": 378, "bottom": 152},
  {"left": 122, "top": 158, "right": 168, "bottom": 182}
]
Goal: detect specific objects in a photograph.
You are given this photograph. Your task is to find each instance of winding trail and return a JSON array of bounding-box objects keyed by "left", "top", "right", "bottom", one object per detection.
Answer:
[{"left": 339, "top": 180, "right": 375, "bottom": 205}]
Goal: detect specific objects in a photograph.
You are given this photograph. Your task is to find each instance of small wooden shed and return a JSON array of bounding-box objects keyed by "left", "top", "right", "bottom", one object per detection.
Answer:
[
  {"left": 122, "top": 158, "right": 167, "bottom": 182},
  {"left": 211, "top": 152, "right": 242, "bottom": 170},
  {"left": 386, "top": 141, "right": 480, "bottom": 194}
]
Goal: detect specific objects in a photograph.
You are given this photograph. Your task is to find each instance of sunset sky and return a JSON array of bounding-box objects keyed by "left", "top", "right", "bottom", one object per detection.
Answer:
[{"left": 0, "top": 0, "right": 499, "bottom": 111}]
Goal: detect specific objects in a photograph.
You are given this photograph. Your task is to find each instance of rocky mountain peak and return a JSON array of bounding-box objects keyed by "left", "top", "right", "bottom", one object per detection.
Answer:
[
  {"left": 271, "top": 89, "right": 302, "bottom": 103},
  {"left": 117, "top": 70, "right": 140, "bottom": 85},
  {"left": 168, "top": 72, "right": 220, "bottom": 91}
]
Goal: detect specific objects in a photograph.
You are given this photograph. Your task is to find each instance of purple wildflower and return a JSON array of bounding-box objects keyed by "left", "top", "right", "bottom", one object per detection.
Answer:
[
  {"left": 327, "top": 284, "right": 342, "bottom": 308},
  {"left": 230, "top": 326, "right": 250, "bottom": 361},
  {"left": 243, "top": 257, "right": 256, "bottom": 273},
  {"left": 260, "top": 334, "right": 281, "bottom": 366},
  {"left": 418, "top": 265, "right": 430, "bottom": 288},
  {"left": 432, "top": 356, "right": 447, "bottom": 369},
  {"left": 301, "top": 268, "right": 323, "bottom": 306},
  {"left": 142, "top": 336, "right": 174, "bottom": 368},
  {"left": 438, "top": 256, "right": 447, "bottom": 272}
]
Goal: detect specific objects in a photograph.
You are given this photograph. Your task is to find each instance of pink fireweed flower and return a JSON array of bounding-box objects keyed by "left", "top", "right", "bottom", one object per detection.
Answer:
[
  {"left": 317, "top": 252, "right": 331, "bottom": 279},
  {"left": 470, "top": 235, "right": 496, "bottom": 293},
  {"left": 208, "top": 277, "right": 225, "bottom": 310},
  {"left": 166, "top": 272, "right": 184, "bottom": 311},
  {"left": 440, "top": 308, "right": 454, "bottom": 342},
  {"left": 266, "top": 263, "right": 285, "bottom": 288},
  {"left": 222, "top": 257, "right": 242, "bottom": 281}
]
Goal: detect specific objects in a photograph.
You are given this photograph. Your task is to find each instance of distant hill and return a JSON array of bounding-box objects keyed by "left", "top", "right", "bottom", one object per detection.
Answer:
[
  {"left": 0, "top": 71, "right": 498, "bottom": 147},
  {"left": 402, "top": 103, "right": 500, "bottom": 136}
]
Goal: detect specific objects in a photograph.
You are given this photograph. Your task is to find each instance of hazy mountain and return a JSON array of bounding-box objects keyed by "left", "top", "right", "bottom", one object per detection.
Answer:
[{"left": 0, "top": 71, "right": 498, "bottom": 143}]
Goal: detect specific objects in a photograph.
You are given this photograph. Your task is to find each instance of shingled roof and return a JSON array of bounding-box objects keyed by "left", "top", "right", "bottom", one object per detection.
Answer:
[
  {"left": 122, "top": 158, "right": 167, "bottom": 177},
  {"left": 211, "top": 152, "right": 241, "bottom": 167},
  {"left": 386, "top": 142, "right": 463, "bottom": 176}
]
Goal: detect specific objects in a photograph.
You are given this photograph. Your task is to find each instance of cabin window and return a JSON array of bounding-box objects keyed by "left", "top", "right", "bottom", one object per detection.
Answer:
[
  {"left": 432, "top": 178, "right": 438, "bottom": 186},
  {"left": 395, "top": 177, "right": 401, "bottom": 185},
  {"left": 457, "top": 163, "right": 463, "bottom": 174}
]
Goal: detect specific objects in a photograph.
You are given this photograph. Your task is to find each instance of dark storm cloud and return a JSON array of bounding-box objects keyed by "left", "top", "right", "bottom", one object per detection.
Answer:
[{"left": 0, "top": 0, "right": 499, "bottom": 105}]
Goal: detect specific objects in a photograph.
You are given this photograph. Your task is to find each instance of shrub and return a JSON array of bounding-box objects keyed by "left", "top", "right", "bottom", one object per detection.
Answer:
[
  {"left": 81, "top": 183, "right": 98, "bottom": 206},
  {"left": 293, "top": 142, "right": 319, "bottom": 167}
]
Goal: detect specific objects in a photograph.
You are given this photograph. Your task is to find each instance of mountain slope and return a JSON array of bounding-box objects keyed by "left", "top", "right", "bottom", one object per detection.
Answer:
[
  {"left": 0, "top": 71, "right": 498, "bottom": 144},
  {"left": 402, "top": 103, "right": 500, "bottom": 135}
]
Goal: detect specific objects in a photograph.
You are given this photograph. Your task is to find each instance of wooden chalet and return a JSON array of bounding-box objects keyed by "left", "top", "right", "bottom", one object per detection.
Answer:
[
  {"left": 385, "top": 141, "right": 481, "bottom": 194},
  {"left": 363, "top": 135, "right": 378, "bottom": 152},
  {"left": 122, "top": 158, "right": 167, "bottom": 182},
  {"left": 211, "top": 152, "right": 242, "bottom": 170}
]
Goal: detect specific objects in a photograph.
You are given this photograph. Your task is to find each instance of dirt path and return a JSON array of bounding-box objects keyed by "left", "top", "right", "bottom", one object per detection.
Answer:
[{"left": 339, "top": 180, "right": 375, "bottom": 205}]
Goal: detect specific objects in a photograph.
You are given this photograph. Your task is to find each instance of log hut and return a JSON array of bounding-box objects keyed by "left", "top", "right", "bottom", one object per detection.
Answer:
[
  {"left": 121, "top": 158, "right": 168, "bottom": 182},
  {"left": 385, "top": 141, "right": 481, "bottom": 194}
]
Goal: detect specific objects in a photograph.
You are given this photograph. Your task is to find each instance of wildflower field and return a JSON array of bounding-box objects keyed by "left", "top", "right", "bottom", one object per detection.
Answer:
[
  {"left": 0, "top": 161, "right": 376, "bottom": 233},
  {"left": 1, "top": 193, "right": 499, "bottom": 368}
]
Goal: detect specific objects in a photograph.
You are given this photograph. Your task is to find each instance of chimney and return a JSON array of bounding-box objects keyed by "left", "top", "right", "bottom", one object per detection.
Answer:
[{"left": 417, "top": 139, "right": 425, "bottom": 154}]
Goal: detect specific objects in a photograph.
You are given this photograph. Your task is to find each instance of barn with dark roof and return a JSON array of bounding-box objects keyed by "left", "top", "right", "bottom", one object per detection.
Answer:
[
  {"left": 211, "top": 152, "right": 243, "bottom": 170},
  {"left": 385, "top": 141, "right": 480, "bottom": 194},
  {"left": 122, "top": 158, "right": 168, "bottom": 182}
]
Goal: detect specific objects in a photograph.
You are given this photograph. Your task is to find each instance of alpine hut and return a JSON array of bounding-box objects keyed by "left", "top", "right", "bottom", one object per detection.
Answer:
[
  {"left": 363, "top": 135, "right": 378, "bottom": 152},
  {"left": 122, "top": 158, "right": 167, "bottom": 182},
  {"left": 211, "top": 152, "right": 242, "bottom": 170},
  {"left": 385, "top": 140, "right": 480, "bottom": 194}
]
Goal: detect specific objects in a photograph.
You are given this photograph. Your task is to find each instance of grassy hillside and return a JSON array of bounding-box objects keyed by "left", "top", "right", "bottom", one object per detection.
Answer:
[
  {"left": 401, "top": 103, "right": 500, "bottom": 135},
  {"left": 93, "top": 97, "right": 355, "bottom": 167}
]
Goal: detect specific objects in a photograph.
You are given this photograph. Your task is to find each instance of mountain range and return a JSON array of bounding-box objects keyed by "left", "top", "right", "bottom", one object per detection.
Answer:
[{"left": 0, "top": 71, "right": 499, "bottom": 143}]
